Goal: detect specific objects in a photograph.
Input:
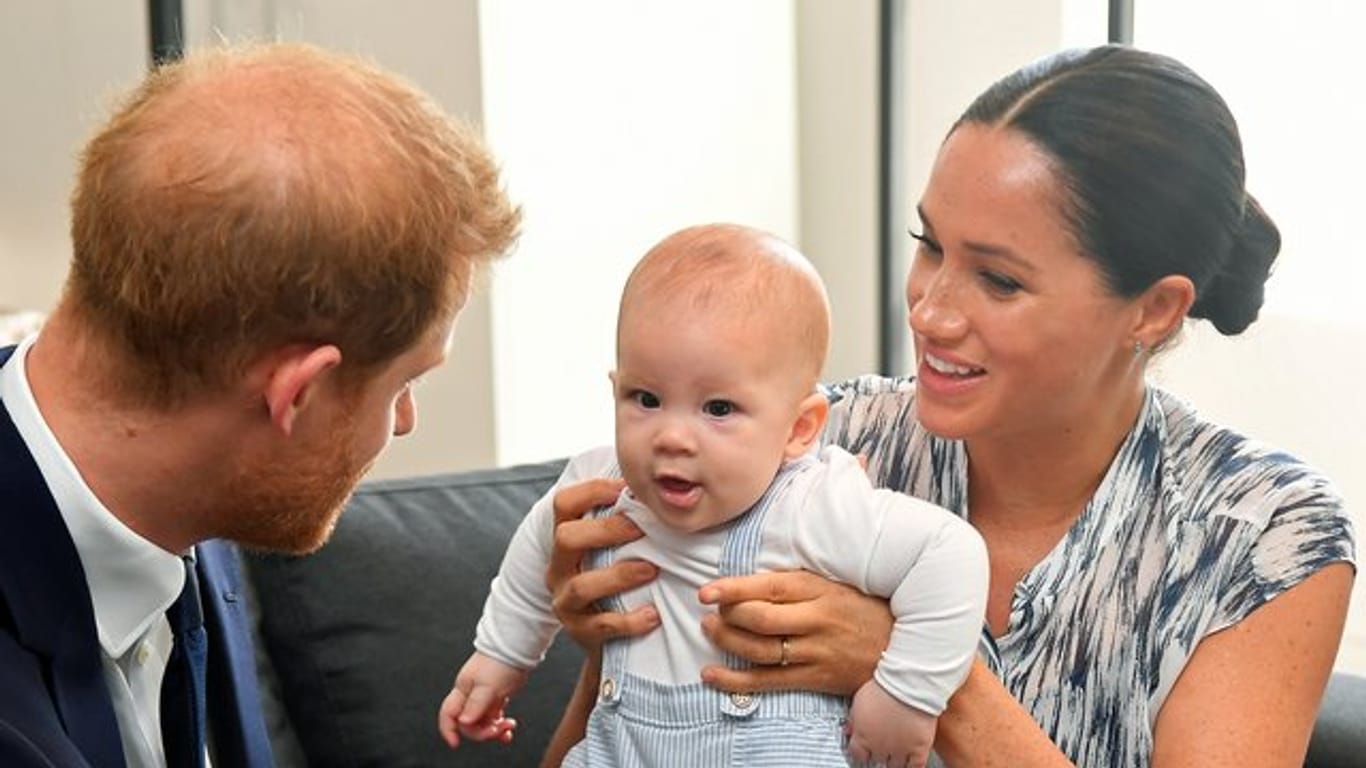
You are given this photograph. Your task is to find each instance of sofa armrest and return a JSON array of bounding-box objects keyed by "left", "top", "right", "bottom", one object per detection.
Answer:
[
  {"left": 1306, "top": 671, "right": 1366, "bottom": 768},
  {"left": 244, "top": 460, "right": 583, "bottom": 768}
]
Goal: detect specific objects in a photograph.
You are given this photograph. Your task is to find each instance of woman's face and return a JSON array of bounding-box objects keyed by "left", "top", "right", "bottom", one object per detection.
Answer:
[{"left": 906, "top": 123, "right": 1143, "bottom": 444}]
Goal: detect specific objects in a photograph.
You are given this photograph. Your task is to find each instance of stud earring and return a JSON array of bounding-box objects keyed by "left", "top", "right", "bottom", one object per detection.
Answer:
[{"left": 1133, "top": 340, "right": 1145, "bottom": 356}]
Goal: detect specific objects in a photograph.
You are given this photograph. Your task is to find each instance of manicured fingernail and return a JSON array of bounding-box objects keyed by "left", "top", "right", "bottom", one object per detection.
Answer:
[
  {"left": 700, "top": 614, "right": 718, "bottom": 634},
  {"left": 698, "top": 587, "right": 718, "bottom": 603},
  {"left": 642, "top": 606, "right": 660, "bottom": 625}
]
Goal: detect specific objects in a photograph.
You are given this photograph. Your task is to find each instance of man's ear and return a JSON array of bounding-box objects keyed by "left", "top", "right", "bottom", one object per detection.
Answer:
[
  {"left": 260, "top": 345, "right": 343, "bottom": 436},
  {"left": 784, "top": 392, "right": 830, "bottom": 459},
  {"left": 1132, "top": 275, "right": 1195, "bottom": 351}
]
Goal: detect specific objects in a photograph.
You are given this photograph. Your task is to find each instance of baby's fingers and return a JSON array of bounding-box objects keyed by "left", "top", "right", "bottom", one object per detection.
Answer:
[
  {"left": 456, "top": 687, "right": 499, "bottom": 726},
  {"left": 459, "top": 715, "right": 518, "bottom": 744},
  {"left": 437, "top": 689, "right": 467, "bottom": 748}
]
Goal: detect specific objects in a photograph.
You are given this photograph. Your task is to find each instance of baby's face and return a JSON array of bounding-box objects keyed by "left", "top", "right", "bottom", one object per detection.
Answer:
[{"left": 612, "top": 307, "right": 804, "bottom": 533}]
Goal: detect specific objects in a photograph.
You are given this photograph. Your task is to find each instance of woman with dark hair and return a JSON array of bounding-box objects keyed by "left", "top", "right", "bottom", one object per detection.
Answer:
[{"left": 543, "top": 46, "right": 1355, "bottom": 766}]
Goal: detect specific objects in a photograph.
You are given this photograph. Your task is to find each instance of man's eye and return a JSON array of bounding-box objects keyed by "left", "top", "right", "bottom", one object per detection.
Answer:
[
  {"left": 633, "top": 391, "right": 661, "bottom": 409},
  {"left": 703, "top": 400, "right": 735, "bottom": 418}
]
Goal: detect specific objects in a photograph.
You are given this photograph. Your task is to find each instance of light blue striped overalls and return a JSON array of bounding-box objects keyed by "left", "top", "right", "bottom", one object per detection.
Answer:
[{"left": 563, "top": 458, "right": 852, "bottom": 767}]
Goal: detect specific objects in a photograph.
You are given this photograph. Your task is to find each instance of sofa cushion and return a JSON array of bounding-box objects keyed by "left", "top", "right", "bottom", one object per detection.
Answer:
[{"left": 246, "top": 460, "right": 583, "bottom": 768}]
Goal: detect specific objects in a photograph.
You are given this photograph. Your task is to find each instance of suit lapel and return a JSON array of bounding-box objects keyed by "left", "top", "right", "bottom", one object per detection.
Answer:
[
  {"left": 199, "top": 542, "right": 275, "bottom": 767},
  {"left": 0, "top": 346, "right": 126, "bottom": 766}
]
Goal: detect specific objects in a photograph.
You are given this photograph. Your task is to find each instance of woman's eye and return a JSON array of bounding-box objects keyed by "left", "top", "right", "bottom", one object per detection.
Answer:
[
  {"left": 980, "top": 270, "right": 1023, "bottom": 295},
  {"left": 703, "top": 400, "right": 735, "bottom": 418},
  {"left": 908, "top": 228, "right": 942, "bottom": 257},
  {"left": 633, "top": 391, "right": 661, "bottom": 409}
]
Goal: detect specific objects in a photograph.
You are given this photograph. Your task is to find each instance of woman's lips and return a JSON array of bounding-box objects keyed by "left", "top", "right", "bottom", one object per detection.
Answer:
[{"left": 918, "top": 352, "right": 986, "bottom": 396}]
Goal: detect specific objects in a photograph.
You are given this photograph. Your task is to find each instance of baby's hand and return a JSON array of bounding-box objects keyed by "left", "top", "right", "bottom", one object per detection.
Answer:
[
  {"left": 846, "top": 680, "right": 936, "bottom": 768},
  {"left": 437, "top": 651, "right": 529, "bottom": 749}
]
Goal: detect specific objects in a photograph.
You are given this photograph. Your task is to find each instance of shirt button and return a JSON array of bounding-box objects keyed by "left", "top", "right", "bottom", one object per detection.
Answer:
[
  {"left": 729, "top": 692, "right": 755, "bottom": 709},
  {"left": 134, "top": 642, "right": 151, "bottom": 665},
  {"left": 600, "top": 677, "right": 616, "bottom": 700}
]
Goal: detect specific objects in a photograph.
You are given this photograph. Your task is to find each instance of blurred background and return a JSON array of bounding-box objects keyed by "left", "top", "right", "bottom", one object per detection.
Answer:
[{"left": 2, "top": 0, "right": 1360, "bottom": 672}]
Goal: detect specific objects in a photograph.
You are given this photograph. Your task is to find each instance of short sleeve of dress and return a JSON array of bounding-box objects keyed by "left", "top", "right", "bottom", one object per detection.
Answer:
[{"left": 1210, "top": 470, "right": 1356, "bottom": 634}]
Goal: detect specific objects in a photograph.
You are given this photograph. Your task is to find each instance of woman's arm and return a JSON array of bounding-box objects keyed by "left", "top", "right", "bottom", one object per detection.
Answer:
[
  {"left": 538, "top": 478, "right": 660, "bottom": 767},
  {"left": 932, "top": 659, "right": 1073, "bottom": 767},
  {"left": 699, "top": 573, "right": 1072, "bottom": 766},
  {"left": 540, "top": 649, "right": 602, "bottom": 768},
  {"left": 697, "top": 564, "right": 1352, "bottom": 767},
  {"left": 1149, "top": 563, "right": 1353, "bottom": 767}
]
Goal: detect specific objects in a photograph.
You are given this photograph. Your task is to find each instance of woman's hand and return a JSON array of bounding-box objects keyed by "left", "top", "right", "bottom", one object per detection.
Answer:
[
  {"left": 539, "top": 477, "right": 661, "bottom": 767},
  {"left": 546, "top": 477, "right": 661, "bottom": 650},
  {"left": 696, "top": 570, "right": 893, "bottom": 695}
]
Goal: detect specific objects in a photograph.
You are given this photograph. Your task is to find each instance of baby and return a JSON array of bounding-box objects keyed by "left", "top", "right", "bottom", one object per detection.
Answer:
[{"left": 440, "top": 224, "right": 989, "bottom": 767}]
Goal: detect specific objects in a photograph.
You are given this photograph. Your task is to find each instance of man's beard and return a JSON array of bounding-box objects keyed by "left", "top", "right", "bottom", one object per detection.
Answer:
[{"left": 217, "top": 416, "right": 372, "bottom": 555}]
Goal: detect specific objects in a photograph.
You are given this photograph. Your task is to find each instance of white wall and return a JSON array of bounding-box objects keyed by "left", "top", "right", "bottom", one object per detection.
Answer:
[
  {"left": 0, "top": 1, "right": 146, "bottom": 312},
  {"left": 478, "top": 0, "right": 801, "bottom": 466},
  {"left": 795, "top": 0, "right": 880, "bottom": 382}
]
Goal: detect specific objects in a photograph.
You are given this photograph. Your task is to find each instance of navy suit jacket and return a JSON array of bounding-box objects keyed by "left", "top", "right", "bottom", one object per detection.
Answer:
[{"left": 0, "top": 345, "right": 274, "bottom": 767}]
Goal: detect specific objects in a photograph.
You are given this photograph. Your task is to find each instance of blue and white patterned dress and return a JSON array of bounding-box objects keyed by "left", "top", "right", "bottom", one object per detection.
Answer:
[{"left": 822, "top": 375, "right": 1356, "bottom": 767}]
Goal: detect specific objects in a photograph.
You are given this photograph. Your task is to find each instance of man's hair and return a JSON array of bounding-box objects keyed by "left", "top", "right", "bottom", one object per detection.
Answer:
[
  {"left": 618, "top": 223, "right": 830, "bottom": 393},
  {"left": 67, "top": 43, "right": 520, "bottom": 405}
]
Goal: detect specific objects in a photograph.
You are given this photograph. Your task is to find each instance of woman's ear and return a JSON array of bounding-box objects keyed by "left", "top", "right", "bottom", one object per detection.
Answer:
[
  {"left": 784, "top": 392, "right": 830, "bottom": 459},
  {"left": 1133, "top": 275, "right": 1195, "bottom": 350},
  {"left": 259, "top": 344, "right": 343, "bottom": 436}
]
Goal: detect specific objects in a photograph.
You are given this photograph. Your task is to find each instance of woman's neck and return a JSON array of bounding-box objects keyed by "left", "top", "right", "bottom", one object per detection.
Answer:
[{"left": 964, "top": 381, "right": 1147, "bottom": 528}]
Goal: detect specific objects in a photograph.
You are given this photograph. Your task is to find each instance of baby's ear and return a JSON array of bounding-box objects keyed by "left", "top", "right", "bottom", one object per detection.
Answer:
[{"left": 784, "top": 392, "right": 829, "bottom": 459}]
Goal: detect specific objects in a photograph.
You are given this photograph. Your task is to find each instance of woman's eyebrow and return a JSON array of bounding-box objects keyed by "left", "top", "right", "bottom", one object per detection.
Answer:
[{"left": 916, "top": 203, "right": 1036, "bottom": 273}]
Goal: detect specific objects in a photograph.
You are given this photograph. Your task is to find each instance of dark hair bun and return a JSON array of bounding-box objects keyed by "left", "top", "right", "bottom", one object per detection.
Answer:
[{"left": 1188, "top": 195, "right": 1280, "bottom": 335}]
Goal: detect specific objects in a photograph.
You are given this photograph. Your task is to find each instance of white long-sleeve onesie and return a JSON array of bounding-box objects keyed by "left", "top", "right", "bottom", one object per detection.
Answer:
[{"left": 474, "top": 444, "right": 988, "bottom": 715}]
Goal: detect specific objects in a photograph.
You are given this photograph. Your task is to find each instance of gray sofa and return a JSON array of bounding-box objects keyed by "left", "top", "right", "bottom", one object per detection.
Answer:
[{"left": 241, "top": 460, "right": 1366, "bottom": 767}]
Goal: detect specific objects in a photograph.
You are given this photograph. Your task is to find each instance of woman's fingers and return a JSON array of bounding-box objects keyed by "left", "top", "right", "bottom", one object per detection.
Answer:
[
  {"left": 544, "top": 478, "right": 659, "bottom": 651},
  {"left": 545, "top": 477, "right": 634, "bottom": 586},
  {"left": 698, "top": 570, "right": 893, "bottom": 696},
  {"left": 700, "top": 569, "right": 833, "bottom": 607},
  {"left": 552, "top": 477, "right": 626, "bottom": 523},
  {"left": 553, "top": 559, "right": 657, "bottom": 614},
  {"left": 545, "top": 483, "right": 639, "bottom": 590},
  {"left": 554, "top": 512, "right": 643, "bottom": 552},
  {"left": 699, "top": 571, "right": 839, "bottom": 637},
  {"left": 562, "top": 603, "right": 661, "bottom": 647}
]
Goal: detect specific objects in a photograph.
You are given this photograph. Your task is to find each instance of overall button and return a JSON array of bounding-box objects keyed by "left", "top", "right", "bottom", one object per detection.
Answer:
[
  {"left": 729, "top": 692, "right": 756, "bottom": 710},
  {"left": 600, "top": 677, "right": 616, "bottom": 700}
]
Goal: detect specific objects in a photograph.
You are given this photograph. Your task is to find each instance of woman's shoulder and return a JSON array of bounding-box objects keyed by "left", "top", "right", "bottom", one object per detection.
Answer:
[
  {"left": 823, "top": 374, "right": 919, "bottom": 443},
  {"left": 1154, "top": 388, "right": 1348, "bottom": 529},
  {"left": 1151, "top": 389, "right": 1355, "bottom": 634},
  {"left": 824, "top": 373, "right": 917, "bottom": 403}
]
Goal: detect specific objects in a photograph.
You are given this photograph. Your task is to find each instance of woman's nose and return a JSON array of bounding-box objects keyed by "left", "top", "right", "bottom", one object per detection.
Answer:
[{"left": 907, "top": 260, "right": 968, "bottom": 341}]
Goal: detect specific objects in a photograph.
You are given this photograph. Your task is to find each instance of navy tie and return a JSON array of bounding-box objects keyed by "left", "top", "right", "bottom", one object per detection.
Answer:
[{"left": 162, "top": 555, "right": 208, "bottom": 768}]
